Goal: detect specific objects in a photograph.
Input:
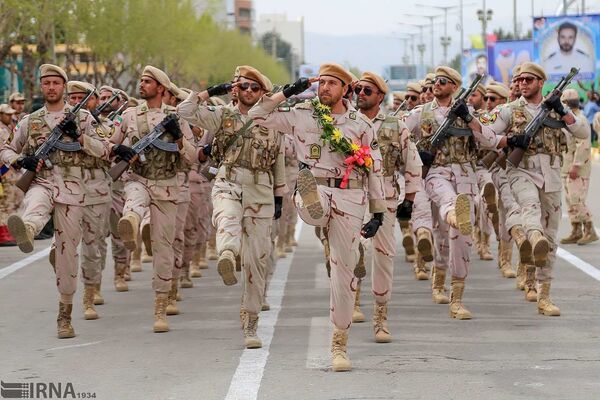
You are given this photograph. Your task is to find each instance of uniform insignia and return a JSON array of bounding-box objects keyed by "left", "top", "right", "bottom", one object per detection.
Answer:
[
  {"left": 308, "top": 143, "right": 321, "bottom": 159},
  {"left": 224, "top": 118, "right": 234, "bottom": 128},
  {"left": 478, "top": 111, "right": 497, "bottom": 125},
  {"left": 420, "top": 122, "right": 433, "bottom": 135},
  {"left": 370, "top": 140, "right": 379, "bottom": 150},
  {"left": 140, "top": 105, "right": 148, "bottom": 113},
  {"left": 277, "top": 105, "right": 290, "bottom": 112},
  {"left": 207, "top": 106, "right": 216, "bottom": 111},
  {"left": 113, "top": 116, "right": 122, "bottom": 127},
  {"left": 349, "top": 112, "right": 356, "bottom": 120},
  {"left": 30, "top": 121, "right": 43, "bottom": 131}
]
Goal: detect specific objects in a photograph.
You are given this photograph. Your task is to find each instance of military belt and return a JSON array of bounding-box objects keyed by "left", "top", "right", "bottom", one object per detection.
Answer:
[{"left": 315, "top": 177, "right": 363, "bottom": 190}]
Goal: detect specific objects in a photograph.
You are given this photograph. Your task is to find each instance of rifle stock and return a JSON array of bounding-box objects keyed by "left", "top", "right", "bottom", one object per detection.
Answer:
[
  {"left": 16, "top": 170, "right": 36, "bottom": 193},
  {"left": 480, "top": 151, "right": 500, "bottom": 169},
  {"left": 108, "top": 159, "right": 130, "bottom": 181}
]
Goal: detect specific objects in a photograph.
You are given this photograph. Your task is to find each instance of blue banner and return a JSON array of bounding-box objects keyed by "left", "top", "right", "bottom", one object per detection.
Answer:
[{"left": 487, "top": 40, "right": 533, "bottom": 86}]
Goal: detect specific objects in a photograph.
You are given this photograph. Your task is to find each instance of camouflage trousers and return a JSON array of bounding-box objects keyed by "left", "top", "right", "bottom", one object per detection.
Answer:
[
  {"left": 426, "top": 165, "right": 476, "bottom": 279},
  {"left": 173, "top": 173, "right": 191, "bottom": 280},
  {"left": 109, "top": 181, "right": 130, "bottom": 265},
  {"left": 370, "top": 198, "right": 398, "bottom": 304},
  {"left": 295, "top": 185, "right": 366, "bottom": 330},
  {"left": 183, "top": 180, "right": 213, "bottom": 270},
  {"left": 475, "top": 166, "right": 495, "bottom": 236},
  {"left": 562, "top": 174, "right": 592, "bottom": 224},
  {"left": 0, "top": 174, "right": 22, "bottom": 225},
  {"left": 491, "top": 165, "right": 521, "bottom": 242},
  {"left": 123, "top": 180, "right": 178, "bottom": 293},
  {"left": 212, "top": 178, "right": 273, "bottom": 315},
  {"left": 411, "top": 180, "right": 433, "bottom": 233},
  {"left": 507, "top": 168, "right": 559, "bottom": 281},
  {"left": 20, "top": 183, "right": 109, "bottom": 294}
]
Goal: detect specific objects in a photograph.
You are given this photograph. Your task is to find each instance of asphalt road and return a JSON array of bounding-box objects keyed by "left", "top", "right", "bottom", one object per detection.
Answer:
[{"left": 1, "top": 164, "right": 600, "bottom": 400}]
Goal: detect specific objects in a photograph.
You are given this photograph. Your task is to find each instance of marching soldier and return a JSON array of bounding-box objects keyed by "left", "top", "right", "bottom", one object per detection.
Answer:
[
  {"left": 248, "top": 63, "right": 386, "bottom": 372},
  {"left": 355, "top": 72, "right": 422, "bottom": 343},
  {"left": 9, "top": 92, "right": 26, "bottom": 127},
  {"left": 109, "top": 65, "right": 196, "bottom": 333},
  {"left": 509, "top": 66, "right": 522, "bottom": 102},
  {"left": 0, "top": 104, "right": 18, "bottom": 246},
  {"left": 562, "top": 89, "right": 597, "bottom": 245},
  {"left": 405, "top": 66, "right": 499, "bottom": 319},
  {"left": 0, "top": 64, "right": 112, "bottom": 338},
  {"left": 177, "top": 65, "right": 286, "bottom": 349},
  {"left": 478, "top": 62, "right": 589, "bottom": 316}
]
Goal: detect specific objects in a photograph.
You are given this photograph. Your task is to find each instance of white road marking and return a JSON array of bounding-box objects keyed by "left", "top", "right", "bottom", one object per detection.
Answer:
[
  {"left": 0, "top": 246, "right": 51, "bottom": 280},
  {"left": 557, "top": 247, "right": 600, "bottom": 282},
  {"left": 46, "top": 340, "right": 104, "bottom": 352},
  {"left": 305, "top": 316, "right": 332, "bottom": 369},
  {"left": 224, "top": 220, "right": 303, "bottom": 400}
]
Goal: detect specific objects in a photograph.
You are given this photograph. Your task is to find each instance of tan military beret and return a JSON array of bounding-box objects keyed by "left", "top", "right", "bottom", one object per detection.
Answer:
[
  {"left": 9, "top": 92, "right": 25, "bottom": 102},
  {"left": 179, "top": 87, "right": 192, "bottom": 96},
  {"left": 234, "top": 65, "right": 271, "bottom": 91},
  {"left": 359, "top": 72, "right": 388, "bottom": 94},
  {"left": 393, "top": 92, "right": 405, "bottom": 101},
  {"left": 485, "top": 82, "right": 510, "bottom": 99},
  {"left": 208, "top": 96, "right": 227, "bottom": 106},
  {"left": 406, "top": 82, "right": 422, "bottom": 94},
  {"left": 99, "top": 85, "right": 115, "bottom": 93},
  {"left": 512, "top": 65, "right": 522, "bottom": 80},
  {"left": 319, "top": 63, "right": 353, "bottom": 86},
  {"left": 142, "top": 65, "right": 171, "bottom": 88},
  {"left": 519, "top": 62, "right": 547, "bottom": 81},
  {"left": 475, "top": 83, "right": 486, "bottom": 96},
  {"left": 0, "top": 104, "right": 16, "bottom": 114},
  {"left": 67, "top": 80, "right": 91, "bottom": 95},
  {"left": 562, "top": 88, "right": 580, "bottom": 101},
  {"left": 424, "top": 73, "right": 436, "bottom": 85},
  {"left": 435, "top": 66, "right": 462, "bottom": 86},
  {"left": 128, "top": 97, "right": 140, "bottom": 107},
  {"left": 39, "top": 64, "right": 68, "bottom": 82},
  {"left": 418, "top": 79, "right": 427, "bottom": 87},
  {"left": 168, "top": 83, "right": 188, "bottom": 101}
]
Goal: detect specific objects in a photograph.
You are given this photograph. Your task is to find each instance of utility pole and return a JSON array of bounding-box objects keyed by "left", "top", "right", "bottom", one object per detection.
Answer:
[
  {"left": 513, "top": 0, "right": 518, "bottom": 39},
  {"left": 416, "top": 4, "right": 460, "bottom": 66},
  {"left": 405, "top": 14, "right": 442, "bottom": 69},
  {"left": 477, "top": 0, "right": 493, "bottom": 49},
  {"left": 399, "top": 22, "right": 429, "bottom": 75}
]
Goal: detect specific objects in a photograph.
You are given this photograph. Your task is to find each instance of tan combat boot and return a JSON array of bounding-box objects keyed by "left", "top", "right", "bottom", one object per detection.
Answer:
[
  {"left": 124, "top": 265, "right": 131, "bottom": 281},
  {"left": 529, "top": 229, "right": 549, "bottom": 267},
  {"left": 286, "top": 223, "right": 298, "bottom": 247},
  {"left": 449, "top": 277, "right": 472, "bottom": 320},
  {"left": 190, "top": 244, "right": 204, "bottom": 277},
  {"left": 118, "top": 212, "right": 140, "bottom": 251},
  {"left": 243, "top": 312, "right": 262, "bottom": 349},
  {"left": 114, "top": 262, "right": 129, "bottom": 292},
  {"left": 207, "top": 235, "right": 218, "bottom": 260},
  {"left": 57, "top": 302, "right": 75, "bottom": 339},
  {"left": 7, "top": 215, "right": 35, "bottom": 253},
  {"left": 524, "top": 265, "right": 537, "bottom": 302},
  {"left": 354, "top": 243, "right": 366, "bottom": 279},
  {"left": 196, "top": 242, "right": 209, "bottom": 269},
  {"left": 276, "top": 234, "right": 287, "bottom": 259},
  {"left": 93, "top": 283, "right": 104, "bottom": 305},
  {"left": 413, "top": 251, "right": 429, "bottom": 281},
  {"left": 83, "top": 284, "right": 99, "bottom": 320},
  {"left": 141, "top": 222, "right": 152, "bottom": 257},
  {"left": 578, "top": 221, "right": 599, "bottom": 245},
  {"left": 510, "top": 225, "right": 533, "bottom": 265},
  {"left": 516, "top": 263, "right": 526, "bottom": 290},
  {"left": 141, "top": 247, "right": 153, "bottom": 263},
  {"left": 180, "top": 261, "right": 194, "bottom": 288},
  {"left": 537, "top": 281, "right": 560, "bottom": 316},
  {"left": 352, "top": 283, "right": 365, "bottom": 323},
  {"left": 416, "top": 228, "right": 434, "bottom": 262},
  {"left": 284, "top": 228, "right": 294, "bottom": 253},
  {"left": 373, "top": 303, "right": 391, "bottom": 343},
  {"left": 479, "top": 233, "right": 494, "bottom": 261},
  {"left": 560, "top": 222, "right": 583, "bottom": 244},
  {"left": 447, "top": 194, "right": 472, "bottom": 235},
  {"left": 166, "top": 280, "right": 180, "bottom": 315},
  {"left": 431, "top": 266, "right": 449, "bottom": 304},
  {"left": 400, "top": 220, "right": 415, "bottom": 262},
  {"left": 499, "top": 240, "right": 516, "bottom": 278},
  {"left": 217, "top": 249, "right": 237, "bottom": 286},
  {"left": 130, "top": 247, "right": 142, "bottom": 272},
  {"left": 331, "top": 328, "right": 352, "bottom": 372},
  {"left": 261, "top": 301, "right": 270, "bottom": 311},
  {"left": 153, "top": 292, "right": 169, "bottom": 332},
  {"left": 472, "top": 225, "right": 481, "bottom": 255},
  {"left": 297, "top": 168, "right": 324, "bottom": 219},
  {"left": 482, "top": 182, "right": 498, "bottom": 214}
]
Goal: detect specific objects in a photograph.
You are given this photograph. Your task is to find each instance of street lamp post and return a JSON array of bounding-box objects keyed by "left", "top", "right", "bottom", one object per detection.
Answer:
[{"left": 476, "top": 0, "right": 493, "bottom": 49}]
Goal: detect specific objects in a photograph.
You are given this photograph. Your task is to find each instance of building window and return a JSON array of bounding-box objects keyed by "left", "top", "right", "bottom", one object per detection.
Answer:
[{"left": 239, "top": 8, "right": 251, "bottom": 20}]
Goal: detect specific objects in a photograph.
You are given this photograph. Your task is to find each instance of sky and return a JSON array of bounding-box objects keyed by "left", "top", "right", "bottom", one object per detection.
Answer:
[{"left": 253, "top": 0, "right": 600, "bottom": 73}]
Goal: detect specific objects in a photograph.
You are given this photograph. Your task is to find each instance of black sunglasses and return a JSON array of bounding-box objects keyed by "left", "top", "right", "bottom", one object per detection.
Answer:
[
  {"left": 354, "top": 86, "right": 379, "bottom": 96},
  {"left": 421, "top": 86, "right": 433, "bottom": 93},
  {"left": 484, "top": 95, "right": 499, "bottom": 102},
  {"left": 516, "top": 76, "right": 537, "bottom": 84},
  {"left": 406, "top": 95, "right": 419, "bottom": 101},
  {"left": 239, "top": 82, "right": 262, "bottom": 92},
  {"left": 434, "top": 77, "right": 454, "bottom": 86}
]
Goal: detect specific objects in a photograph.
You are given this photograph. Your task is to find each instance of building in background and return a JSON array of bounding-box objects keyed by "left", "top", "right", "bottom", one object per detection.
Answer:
[
  {"left": 255, "top": 14, "right": 305, "bottom": 78},
  {"left": 192, "top": 0, "right": 253, "bottom": 33}
]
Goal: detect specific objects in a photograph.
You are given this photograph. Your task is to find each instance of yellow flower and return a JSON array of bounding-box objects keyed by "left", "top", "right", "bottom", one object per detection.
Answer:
[
  {"left": 350, "top": 142, "right": 360, "bottom": 152},
  {"left": 332, "top": 128, "right": 343, "bottom": 142},
  {"left": 316, "top": 103, "right": 331, "bottom": 113},
  {"left": 322, "top": 114, "right": 333, "bottom": 124}
]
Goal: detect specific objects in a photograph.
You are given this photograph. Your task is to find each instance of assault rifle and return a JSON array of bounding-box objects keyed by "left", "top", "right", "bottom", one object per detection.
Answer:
[
  {"left": 108, "top": 101, "right": 129, "bottom": 121},
  {"left": 108, "top": 113, "right": 181, "bottom": 181},
  {"left": 91, "top": 91, "right": 120, "bottom": 120},
  {"left": 507, "top": 67, "right": 579, "bottom": 168},
  {"left": 16, "top": 90, "right": 95, "bottom": 192},
  {"left": 391, "top": 99, "right": 407, "bottom": 116}
]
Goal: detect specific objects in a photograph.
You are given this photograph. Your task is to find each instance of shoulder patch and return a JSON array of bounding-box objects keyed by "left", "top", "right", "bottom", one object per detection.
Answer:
[
  {"left": 308, "top": 143, "right": 321, "bottom": 159},
  {"left": 349, "top": 112, "right": 356, "bottom": 120},
  {"left": 277, "top": 105, "right": 291, "bottom": 112},
  {"left": 478, "top": 111, "right": 497, "bottom": 125}
]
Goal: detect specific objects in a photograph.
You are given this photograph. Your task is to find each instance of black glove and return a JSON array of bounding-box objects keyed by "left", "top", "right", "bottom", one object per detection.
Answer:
[
  {"left": 207, "top": 83, "right": 232, "bottom": 97},
  {"left": 396, "top": 199, "right": 414, "bottom": 222},
  {"left": 274, "top": 196, "right": 283, "bottom": 220},
  {"left": 451, "top": 98, "right": 473, "bottom": 123},
  {"left": 361, "top": 213, "right": 383, "bottom": 239},
  {"left": 58, "top": 116, "right": 79, "bottom": 139},
  {"left": 113, "top": 144, "right": 136, "bottom": 162},
  {"left": 202, "top": 144, "right": 212, "bottom": 156},
  {"left": 282, "top": 78, "right": 311, "bottom": 98},
  {"left": 544, "top": 93, "right": 567, "bottom": 117},
  {"left": 15, "top": 155, "right": 40, "bottom": 172},
  {"left": 419, "top": 150, "right": 435, "bottom": 167},
  {"left": 507, "top": 135, "right": 531, "bottom": 150},
  {"left": 162, "top": 115, "right": 183, "bottom": 140}
]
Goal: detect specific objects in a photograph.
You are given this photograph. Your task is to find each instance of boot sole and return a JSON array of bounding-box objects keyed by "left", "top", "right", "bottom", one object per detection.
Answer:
[
  {"left": 415, "top": 270, "right": 429, "bottom": 280},
  {"left": 7, "top": 215, "right": 33, "bottom": 253},
  {"left": 402, "top": 234, "right": 415, "bottom": 256},
  {"left": 450, "top": 312, "right": 472, "bottom": 320},
  {"left": 217, "top": 255, "right": 238, "bottom": 286},
  {"left": 518, "top": 240, "right": 533, "bottom": 265},
  {"left": 454, "top": 194, "right": 472, "bottom": 235},
  {"left": 417, "top": 235, "right": 433, "bottom": 262},
  {"left": 153, "top": 325, "right": 169, "bottom": 333},
  {"left": 84, "top": 311, "right": 99, "bottom": 320},
  {"left": 332, "top": 362, "right": 352, "bottom": 372},
  {"left": 297, "top": 169, "right": 323, "bottom": 220},
  {"left": 118, "top": 218, "right": 137, "bottom": 251},
  {"left": 180, "top": 281, "right": 193, "bottom": 289},
  {"left": 537, "top": 308, "right": 561, "bottom": 316},
  {"left": 245, "top": 339, "right": 263, "bottom": 349},
  {"left": 532, "top": 238, "right": 549, "bottom": 267},
  {"left": 482, "top": 182, "right": 497, "bottom": 213},
  {"left": 354, "top": 244, "right": 366, "bottom": 278},
  {"left": 58, "top": 331, "right": 75, "bottom": 339},
  {"left": 142, "top": 223, "right": 152, "bottom": 256}
]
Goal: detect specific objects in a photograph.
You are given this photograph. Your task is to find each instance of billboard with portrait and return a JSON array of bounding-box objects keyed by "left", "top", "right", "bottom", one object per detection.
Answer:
[
  {"left": 533, "top": 15, "right": 599, "bottom": 83},
  {"left": 461, "top": 49, "right": 494, "bottom": 86},
  {"left": 487, "top": 40, "right": 533, "bottom": 86}
]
